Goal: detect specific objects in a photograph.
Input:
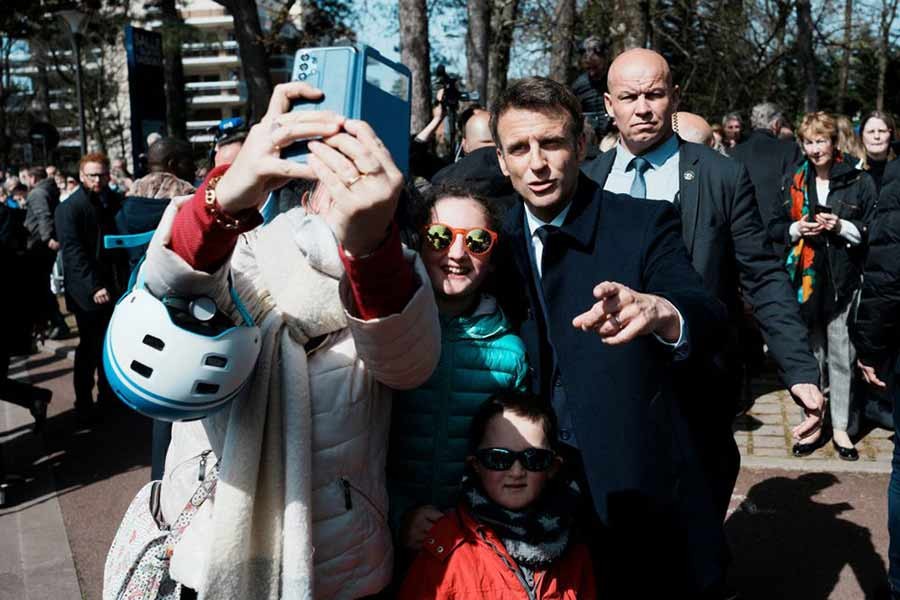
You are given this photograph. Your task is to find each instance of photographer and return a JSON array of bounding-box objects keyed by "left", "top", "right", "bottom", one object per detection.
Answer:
[{"left": 409, "top": 89, "right": 451, "bottom": 182}]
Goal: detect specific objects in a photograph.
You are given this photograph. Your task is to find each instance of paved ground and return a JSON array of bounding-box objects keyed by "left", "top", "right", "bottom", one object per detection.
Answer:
[
  {"left": 735, "top": 369, "right": 893, "bottom": 474},
  {"left": 0, "top": 336, "right": 896, "bottom": 599}
]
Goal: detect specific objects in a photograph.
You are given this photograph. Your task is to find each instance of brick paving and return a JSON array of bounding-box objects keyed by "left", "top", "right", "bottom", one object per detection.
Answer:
[{"left": 735, "top": 371, "right": 893, "bottom": 473}]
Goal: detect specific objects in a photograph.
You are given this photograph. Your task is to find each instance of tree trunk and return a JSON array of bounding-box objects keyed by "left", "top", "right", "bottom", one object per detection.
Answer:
[
  {"left": 796, "top": 0, "right": 817, "bottom": 112},
  {"left": 876, "top": 0, "right": 899, "bottom": 110},
  {"left": 216, "top": 0, "right": 272, "bottom": 123},
  {"left": 399, "top": 0, "right": 431, "bottom": 132},
  {"left": 486, "top": 0, "right": 519, "bottom": 110},
  {"left": 160, "top": 0, "right": 187, "bottom": 140},
  {"left": 610, "top": 0, "right": 648, "bottom": 53},
  {"left": 548, "top": 0, "right": 576, "bottom": 83},
  {"left": 466, "top": 0, "right": 490, "bottom": 102},
  {"left": 836, "top": 0, "right": 852, "bottom": 113}
]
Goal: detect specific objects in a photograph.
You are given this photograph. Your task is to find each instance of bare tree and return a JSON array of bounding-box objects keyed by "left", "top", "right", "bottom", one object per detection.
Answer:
[
  {"left": 836, "top": 0, "right": 852, "bottom": 112},
  {"left": 796, "top": 0, "right": 818, "bottom": 111},
  {"left": 548, "top": 0, "right": 576, "bottom": 82},
  {"left": 466, "top": 0, "right": 490, "bottom": 102},
  {"left": 214, "top": 0, "right": 272, "bottom": 122},
  {"left": 487, "top": 0, "right": 519, "bottom": 109},
  {"left": 874, "top": 0, "right": 899, "bottom": 110},
  {"left": 610, "top": 0, "right": 649, "bottom": 53},
  {"left": 399, "top": 0, "right": 431, "bottom": 131},
  {"left": 158, "top": 0, "right": 187, "bottom": 140}
]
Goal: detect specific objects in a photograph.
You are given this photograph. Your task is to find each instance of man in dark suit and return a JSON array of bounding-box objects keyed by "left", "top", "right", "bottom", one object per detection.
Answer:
[
  {"left": 730, "top": 102, "right": 803, "bottom": 256},
  {"left": 582, "top": 49, "right": 824, "bottom": 521},
  {"left": 492, "top": 76, "right": 730, "bottom": 596},
  {"left": 55, "top": 152, "right": 128, "bottom": 423}
]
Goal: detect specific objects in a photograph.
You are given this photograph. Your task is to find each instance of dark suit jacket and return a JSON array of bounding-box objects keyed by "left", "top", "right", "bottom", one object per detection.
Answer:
[
  {"left": 730, "top": 129, "right": 802, "bottom": 254},
  {"left": 583, "top": 140, "right": 819, "bottom": 393},
  {"left": 55, "top": 186, "right": 127, "bottom": 313},
  {"left": 501, "top": 175, "right": 729, "bottom": 591}
]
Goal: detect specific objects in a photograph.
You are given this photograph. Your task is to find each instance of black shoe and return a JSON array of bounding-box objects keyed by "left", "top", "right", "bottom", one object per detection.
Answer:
[
  {"left": 30, "top": 389, "right": 51, "bottom": 434},
  {"left": 793, "top": 433, "right": 829, "bottom": 457},
  {"left": 48, "top": 325, "right": 70, "bottom": 340},
  {"left": 833, "top": 440, "right": 859, "bottom": 461}
]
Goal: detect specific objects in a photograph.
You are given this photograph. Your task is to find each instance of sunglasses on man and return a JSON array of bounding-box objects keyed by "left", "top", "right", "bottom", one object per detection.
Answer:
[
  {"left": 423, "top": 223, "right": 498, "bottom": 256},
  {"left": 475, "top": 447, "right": 556, "bottom": 472}
]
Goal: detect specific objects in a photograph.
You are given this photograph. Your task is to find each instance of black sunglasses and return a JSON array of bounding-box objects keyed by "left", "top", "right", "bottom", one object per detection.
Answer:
[{"left": 475, "top": 447, "right": 556, "bottom": 472}]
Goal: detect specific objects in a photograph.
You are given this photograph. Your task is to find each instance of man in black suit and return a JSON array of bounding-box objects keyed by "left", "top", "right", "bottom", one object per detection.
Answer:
[
  {"left": 582, "top": 49, "right": 824, "bottom": 520},
  {"left": 493, "top": 76, "right": 730, "bottom": 596},
  {"left": 730, "top": 102, "right": 803, "bottom": 256},
  {"left": 55, "top": 152, "right": 128, "bottom": 423}
]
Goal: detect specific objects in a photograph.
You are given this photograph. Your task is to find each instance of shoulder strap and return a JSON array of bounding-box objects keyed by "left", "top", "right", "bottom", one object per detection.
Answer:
[{"left": 164, "top": 461, "right": 220, "bottom": 555}]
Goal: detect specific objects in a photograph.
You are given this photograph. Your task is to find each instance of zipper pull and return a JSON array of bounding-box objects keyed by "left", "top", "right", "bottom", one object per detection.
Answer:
[
  {"left": 198, "top": 452, "right": 209, "bottom": 482},
  {"left": 341, "top": 478, "right": 352, "bottom": 510}
]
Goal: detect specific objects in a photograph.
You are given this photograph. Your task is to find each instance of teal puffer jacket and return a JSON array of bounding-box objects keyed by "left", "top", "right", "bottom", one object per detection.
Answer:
[{"left": 387, "top": 295, "right": 528, "bottom": 534}]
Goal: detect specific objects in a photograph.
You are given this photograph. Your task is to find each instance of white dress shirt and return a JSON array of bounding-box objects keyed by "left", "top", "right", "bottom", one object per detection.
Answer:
[{"left": 604, "top": 134, "right": 681, "bottom": 202}]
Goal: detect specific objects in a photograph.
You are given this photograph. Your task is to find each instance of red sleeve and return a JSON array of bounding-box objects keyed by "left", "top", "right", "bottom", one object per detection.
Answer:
[
  {"left": 338, "top": 221, "right": 417, "bottom": 320},
  {"left": 169, "top": 165, "right": 263, "bottom": 272}
]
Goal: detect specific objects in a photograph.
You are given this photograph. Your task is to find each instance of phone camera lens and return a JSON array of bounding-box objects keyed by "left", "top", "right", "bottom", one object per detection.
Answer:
[
  {"left": 298, "top": 73, "right": 307, "bottom": 80},
  {"left": 301, "top": 53, "right": 309, "bottom": 61},
  {"left": 300, "top": 63, "right": 308, "bottom": 71}
]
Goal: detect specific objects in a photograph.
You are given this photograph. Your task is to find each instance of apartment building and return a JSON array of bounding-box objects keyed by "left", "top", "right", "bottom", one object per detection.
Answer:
[{"left": 3, "top": 0, "right": 298, "bottom": 166}]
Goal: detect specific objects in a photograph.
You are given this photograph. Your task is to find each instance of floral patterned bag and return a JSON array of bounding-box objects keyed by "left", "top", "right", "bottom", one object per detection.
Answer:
[{"left": 103, "top": 463, "right": 218, "bottom": 600}]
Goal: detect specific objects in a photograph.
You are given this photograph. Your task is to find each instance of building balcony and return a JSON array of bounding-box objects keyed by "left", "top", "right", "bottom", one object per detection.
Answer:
[{"left": 188, "top": 93, "right": 244, "bottom": 107}]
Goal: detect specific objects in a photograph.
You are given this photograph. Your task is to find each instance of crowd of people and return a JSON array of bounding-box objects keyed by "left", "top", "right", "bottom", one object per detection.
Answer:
[{"left": 2, "top": 43, "right": 900, "bottom": 599}]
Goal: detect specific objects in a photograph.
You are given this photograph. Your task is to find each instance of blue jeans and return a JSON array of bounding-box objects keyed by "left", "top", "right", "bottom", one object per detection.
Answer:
[{"left": 889, "top": 369, "right": 900, "bottom": 598}]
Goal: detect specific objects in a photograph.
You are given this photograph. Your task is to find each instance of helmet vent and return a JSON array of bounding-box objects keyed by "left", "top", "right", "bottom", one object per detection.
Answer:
[
  {"left": 195, "top": 382, "right": 220, "bottom": 395},
  {"left": 142, "top": 335, "right": 165, "bottom": 351},
  {"left": 204, "top": 355, "right": 228, "bottom": 368},
  {"left": 130, "top": 361, "right": 153, "bottom": 378}
]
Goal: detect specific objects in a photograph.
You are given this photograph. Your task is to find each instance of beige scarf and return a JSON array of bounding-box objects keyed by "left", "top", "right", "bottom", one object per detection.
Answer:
[{"left": 199, "top": 208, "right": 348, "bottom": 600}]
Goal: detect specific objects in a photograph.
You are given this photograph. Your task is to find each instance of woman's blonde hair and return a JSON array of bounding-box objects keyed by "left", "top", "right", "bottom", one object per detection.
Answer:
[
  {"left": 834, "top": 114, "right": 865, "bottom": 161},
  {"left": 797, "top": 111, "right": 838, "bottom": 145}
]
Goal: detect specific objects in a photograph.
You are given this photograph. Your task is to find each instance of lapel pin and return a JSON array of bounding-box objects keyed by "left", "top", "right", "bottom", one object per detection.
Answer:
[{"left": 684, "top": 170, "right": 695, "bottom": 181}]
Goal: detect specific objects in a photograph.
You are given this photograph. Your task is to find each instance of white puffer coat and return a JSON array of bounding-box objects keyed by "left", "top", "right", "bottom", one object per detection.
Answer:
[{"left": 141, "top": 203, "right": 440, "bottom": 599}]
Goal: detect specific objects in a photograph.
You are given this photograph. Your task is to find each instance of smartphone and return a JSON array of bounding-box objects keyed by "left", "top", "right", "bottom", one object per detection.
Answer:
[
  {"left": 280, "top": 45, "right": 412, "bottom": 175},
  {"left": 817, "top": 206, "right": 833, "bottom": 214}
]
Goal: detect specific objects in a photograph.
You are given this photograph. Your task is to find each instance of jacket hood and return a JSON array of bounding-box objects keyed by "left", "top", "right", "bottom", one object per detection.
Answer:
[{"left": 440, "top": 294, "right": 511, "bottom": 341}]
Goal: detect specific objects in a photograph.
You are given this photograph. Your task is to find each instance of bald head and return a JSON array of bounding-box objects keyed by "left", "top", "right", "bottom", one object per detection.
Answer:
[
  {"left": 604, "top": 49, "right": 679, "bottom": 155},
  {"left": 462, "top": 110, "right": 494, "bottom": 154},
  {"left": 674, "top": 112, "right": 713, "bottom": 146},
  {"left": 607, "top": 49, "right": 673, "bottom": 91}
]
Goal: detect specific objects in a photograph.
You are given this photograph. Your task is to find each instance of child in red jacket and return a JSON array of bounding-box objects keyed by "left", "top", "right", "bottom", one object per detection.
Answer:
[{"left": 398, "top": 391, "right": 596, "bottom": 599}]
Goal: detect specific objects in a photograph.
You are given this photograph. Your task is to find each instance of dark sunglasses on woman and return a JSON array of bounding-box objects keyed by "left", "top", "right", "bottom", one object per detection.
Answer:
[
  {"left": 423, "top": 223, "right": 498, "bottom": 256},
  {"left": 475, "top": 447, "right": 556, "bottom": 472}
]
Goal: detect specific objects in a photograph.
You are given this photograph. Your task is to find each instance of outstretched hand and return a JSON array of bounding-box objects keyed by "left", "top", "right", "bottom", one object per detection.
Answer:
[
  {"left": 571, "top": 281, "right": 681, "bottom": 345},
  {"left": 858, "top": 360, "right": 887, "bottom": 389},
  {"left": 788, "top": 383, "right": 825, "bottom": 440}
]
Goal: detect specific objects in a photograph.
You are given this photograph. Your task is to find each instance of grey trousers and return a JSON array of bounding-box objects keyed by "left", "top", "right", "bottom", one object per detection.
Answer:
[{"left": 808, "top": 294, "right": 857, "bottom": 432}]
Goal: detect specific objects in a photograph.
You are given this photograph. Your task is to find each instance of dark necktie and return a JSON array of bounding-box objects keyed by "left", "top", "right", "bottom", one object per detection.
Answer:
[
  {"left": 628, "top": 155, "right": 651, "bottom": 199},
  {"left": 535, "top": 224, "right": 558, "bottom": 277}
]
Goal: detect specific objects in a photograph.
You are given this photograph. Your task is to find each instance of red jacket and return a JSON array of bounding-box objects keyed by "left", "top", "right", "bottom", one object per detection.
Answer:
[{"left": 398, "top": 504, "right": 597, "bottom": 600}]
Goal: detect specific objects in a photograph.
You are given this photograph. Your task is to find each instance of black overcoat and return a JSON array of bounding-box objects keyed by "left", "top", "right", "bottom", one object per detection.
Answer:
[{"left": 500, "top": 175, "right": 730, "bottom": 592}]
